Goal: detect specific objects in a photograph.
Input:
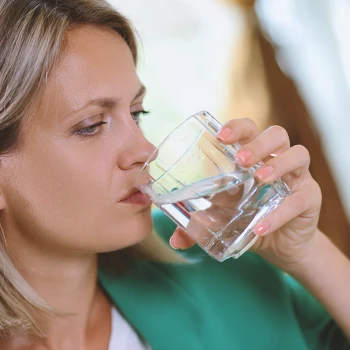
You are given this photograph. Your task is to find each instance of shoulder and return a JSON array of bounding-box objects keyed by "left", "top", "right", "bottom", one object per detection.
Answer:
[
  {"left": 99, "top": 211, "right": 335, "bottom": 349},
  {"left": 102, "top": 209, "right": 291, "bottom": 305}
]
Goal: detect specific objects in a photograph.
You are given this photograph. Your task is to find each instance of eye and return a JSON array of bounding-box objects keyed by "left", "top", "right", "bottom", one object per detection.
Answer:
[
  {"left": 75, "top": 121, "right": 107, "bottom": 138},
  {"left": 131, "top": 110, "right": 150, "bottom": 126}
]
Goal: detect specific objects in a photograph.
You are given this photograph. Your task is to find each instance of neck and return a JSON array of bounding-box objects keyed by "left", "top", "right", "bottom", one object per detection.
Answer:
[{"left": 3, "top": 223, "right": 112, "bottom": 349}]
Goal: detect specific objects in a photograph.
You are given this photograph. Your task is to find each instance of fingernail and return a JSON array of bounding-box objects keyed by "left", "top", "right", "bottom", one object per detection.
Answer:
[
  {"left": 216, "top": 127, "right": 231, "bottom": 141},
  {"left": 235, "top": 149, "right": 252, "bottom": 165},
  {"left": 169, "top": 235, "right": 179, "bottom": 249},
  {"left": 255, "top": 166, "right": 274, "bottom": 180},
  {"left": 228, "top": 186, "right": 239, "bottom": 195},
  {"left": 253, "top": 222, "right": 270, "bottom": 235}
]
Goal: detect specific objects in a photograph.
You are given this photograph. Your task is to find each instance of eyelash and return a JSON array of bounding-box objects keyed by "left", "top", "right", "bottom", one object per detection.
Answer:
[
  {"left": 75, "top": 110, "right": 150, "bottom": 138},
  {"left": 75, "top": 121, "right": 108, "bottom": 138},
  {"left": 131, "top": 109, "right": 150, "bottom": 126}
]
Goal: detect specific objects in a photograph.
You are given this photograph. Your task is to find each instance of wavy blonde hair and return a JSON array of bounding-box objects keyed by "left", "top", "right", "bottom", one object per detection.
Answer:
[{"left": 0, "top": 0, "right": 183, "bottom": 339}]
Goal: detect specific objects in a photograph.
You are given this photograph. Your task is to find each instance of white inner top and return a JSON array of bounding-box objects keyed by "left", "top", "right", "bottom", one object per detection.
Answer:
[{"left": 108, "top": 306, "right": 149, "bottom": 350}]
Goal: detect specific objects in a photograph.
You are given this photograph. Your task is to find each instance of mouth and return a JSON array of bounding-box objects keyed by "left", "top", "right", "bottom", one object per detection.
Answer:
[{"left": 119, "top": 188, "right": 152, "bottom": 206}]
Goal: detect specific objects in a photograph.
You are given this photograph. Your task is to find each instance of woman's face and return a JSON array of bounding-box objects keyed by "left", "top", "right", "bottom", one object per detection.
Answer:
[{"left": 0, "top": 25, "right": 156, "bottom": 254}]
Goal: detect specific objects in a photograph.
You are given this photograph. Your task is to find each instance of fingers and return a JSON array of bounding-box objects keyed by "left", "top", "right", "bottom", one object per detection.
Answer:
[
  {"left": 254, "top": 145, "right": 311, "bottom": 185},
  {"left": 170, "top": 227, "right": 196, "bottom": 249},
  {"left": 233, "top": 125, "right": 291, "bottom": 168},
  {"left": 170, "top": 206, "right": 235, "bottom": 249},
  {"left": 216, "top": 118, "right": 260, "bottom": 144},
  {"left": 171, "top": 181, "right": 321, "bottom": 250},
  {"left": 173, "top": 119, "right": 315, "bottom": 254},
  {"left": 217, "top": 120, "right": 311, "bottom": 188},
  {"left": 253, "top": 182, "right": 322, "bottom": 237}
]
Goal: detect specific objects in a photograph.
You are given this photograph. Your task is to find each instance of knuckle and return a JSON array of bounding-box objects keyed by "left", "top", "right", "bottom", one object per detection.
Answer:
[
  {"left": 268, "top": 125, "right": 290, "bottom": 144},
  {"left": 296, "top": 180, "right": 322, "bottom": 210},
  {"left": 225, "top": 118, "right": 260, "bottom": 140},
  {"left": 310, "top": 181, "right": 322, "bottom": 203},
  {"left": 241, "top": 117, "right": 258, "bottom": 127},
  {"left": 291, "top": 192, "right": 308, "bottom": 212},
  {"left": 241, "top": 118, "right": 259, "bottom": 133},
  {"left": 293, "top": 144, "right": 310, "bottom": 166}
]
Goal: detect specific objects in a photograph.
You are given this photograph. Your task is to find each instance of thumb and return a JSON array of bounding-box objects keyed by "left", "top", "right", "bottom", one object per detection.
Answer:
[{"left": 170, "top": 227, "right": 196, "bottom": 250}]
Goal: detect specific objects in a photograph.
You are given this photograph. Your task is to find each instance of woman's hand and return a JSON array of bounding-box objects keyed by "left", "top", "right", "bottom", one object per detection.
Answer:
[{"left": 169, "top": 118, "right": 322, "bottom": 271}]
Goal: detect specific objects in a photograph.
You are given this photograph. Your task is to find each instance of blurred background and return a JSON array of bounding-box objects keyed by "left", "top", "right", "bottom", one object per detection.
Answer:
[{"left": 108, "top": 0, "right": 350, "bottom": 257}]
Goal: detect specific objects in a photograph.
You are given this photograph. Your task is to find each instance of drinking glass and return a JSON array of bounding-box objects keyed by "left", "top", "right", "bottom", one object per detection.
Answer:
[{"left": 137, "top": 111, "right": 291, "bottom": 262}]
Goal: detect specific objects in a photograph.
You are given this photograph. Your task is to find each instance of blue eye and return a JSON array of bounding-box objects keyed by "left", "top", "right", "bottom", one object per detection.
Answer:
[
  {"left": 131, "top": 110, "right": 150, "bottom": 125},
  {"left": 75, "top": 121, "right": 107, "bottom": 137}
]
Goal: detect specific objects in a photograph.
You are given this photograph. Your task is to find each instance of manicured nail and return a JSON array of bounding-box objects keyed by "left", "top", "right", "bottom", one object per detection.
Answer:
[
  {"left": 235, "top": 149, "right": 252, "bottom": 165},
  {"left": 216, "top": 127, "right": 231, "bottom": 141},
  {"left": 253, "top": 222, "right": 270, "bottom": 235},
  {"left": 169, "top": 235, "right": 179, "bottom": 249},
  {"left": 255, "top": 166, "right": 274, "bottom": 180},
  {"left": 228, "top": 186, "right": 239, "bottom": 195}
]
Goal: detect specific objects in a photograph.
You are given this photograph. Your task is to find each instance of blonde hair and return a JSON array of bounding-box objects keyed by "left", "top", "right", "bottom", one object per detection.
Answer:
[{"left": 0, "top": 0, "right": 184, "bottom": 339}]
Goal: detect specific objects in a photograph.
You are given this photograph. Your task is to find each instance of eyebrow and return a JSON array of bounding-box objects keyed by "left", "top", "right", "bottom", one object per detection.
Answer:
[{"left": 65, "top": 85, "right": 146, "bottom": 119}]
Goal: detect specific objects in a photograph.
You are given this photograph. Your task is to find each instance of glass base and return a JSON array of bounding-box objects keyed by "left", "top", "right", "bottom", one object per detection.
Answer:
[{"left": 192, "top": 180, "right": 290, "bottom": 262}]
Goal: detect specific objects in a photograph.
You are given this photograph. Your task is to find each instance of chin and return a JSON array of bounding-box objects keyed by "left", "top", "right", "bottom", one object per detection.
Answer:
[{"left": 103, "top": 208, "right": 154, "bottom": 252}]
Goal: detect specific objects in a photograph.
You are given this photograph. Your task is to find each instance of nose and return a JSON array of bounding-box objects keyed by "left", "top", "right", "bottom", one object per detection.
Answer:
[{"left": 117, "top": 122, "right": 157, "bottom": 170}]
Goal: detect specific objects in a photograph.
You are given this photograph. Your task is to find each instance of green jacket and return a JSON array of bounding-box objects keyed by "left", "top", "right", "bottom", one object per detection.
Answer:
[{"left": 99, "top": 210, "right": 349, "bottom": 350}]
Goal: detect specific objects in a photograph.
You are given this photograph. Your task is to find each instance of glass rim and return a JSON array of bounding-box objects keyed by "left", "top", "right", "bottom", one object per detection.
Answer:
[{"left": 137, "top": 110, "right": 218, "bottom": 182}]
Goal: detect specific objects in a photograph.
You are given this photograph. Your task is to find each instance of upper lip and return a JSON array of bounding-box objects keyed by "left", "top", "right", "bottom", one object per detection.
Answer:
[{"left": 119, "top": 187, "right": 140, "bottom": 202}]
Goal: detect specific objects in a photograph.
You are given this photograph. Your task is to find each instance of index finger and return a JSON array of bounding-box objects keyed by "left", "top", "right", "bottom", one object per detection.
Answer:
[{"left": 216, "top": 118, "right": 260, "bottom": 145}]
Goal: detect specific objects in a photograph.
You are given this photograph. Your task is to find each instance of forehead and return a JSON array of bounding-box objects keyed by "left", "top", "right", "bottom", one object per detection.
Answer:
[{"left": 36, "top": 25, "right": 139, "bottom": 122}]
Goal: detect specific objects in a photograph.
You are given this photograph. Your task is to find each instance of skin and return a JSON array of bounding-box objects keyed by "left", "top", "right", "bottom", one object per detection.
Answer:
[
  {"left": 0, "top": 24, "right": 349, "bottom": 349},
  {"left": 0, "top": 26, "right": 155, "bottom": 349},
  {"left": 172, "top": 120, "right": 350, "bottom": 338}
]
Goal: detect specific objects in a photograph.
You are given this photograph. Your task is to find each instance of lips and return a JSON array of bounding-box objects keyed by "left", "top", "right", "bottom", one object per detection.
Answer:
[{"left": 119, "top": 189, "right": 152, "bottom": 206}]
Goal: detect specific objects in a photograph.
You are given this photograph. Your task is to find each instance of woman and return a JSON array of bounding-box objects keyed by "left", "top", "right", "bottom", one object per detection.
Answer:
[{"left": 0, "top": 0, "right": 348, "bottom": 349}]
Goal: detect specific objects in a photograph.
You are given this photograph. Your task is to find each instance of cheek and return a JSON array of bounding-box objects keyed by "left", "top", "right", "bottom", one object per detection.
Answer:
[{"left": 2, "top": 146, "right": 153, "bottom": 252}]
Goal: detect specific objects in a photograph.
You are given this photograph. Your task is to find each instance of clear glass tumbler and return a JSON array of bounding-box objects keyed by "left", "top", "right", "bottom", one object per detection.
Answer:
[{"left": 137, "top": 111, "right": 291, "bottom": 262}]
